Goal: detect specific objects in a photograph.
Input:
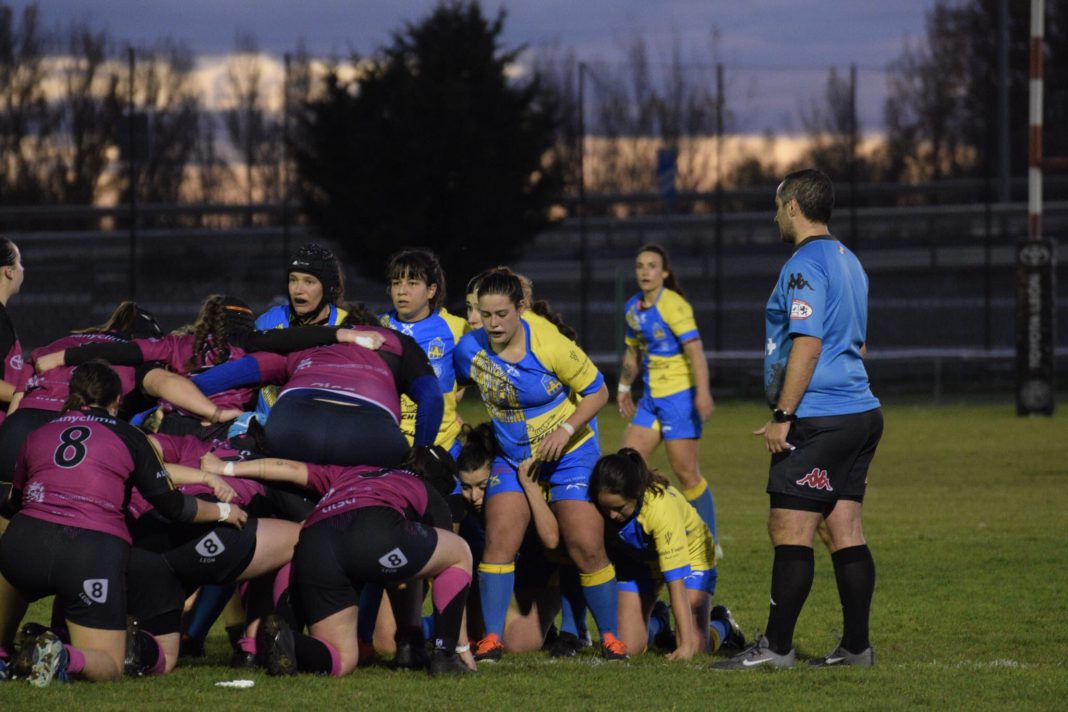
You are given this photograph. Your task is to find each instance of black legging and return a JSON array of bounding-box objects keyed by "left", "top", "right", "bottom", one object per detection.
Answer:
[
  {"left": 264, "top": 393, "right": 410, "bottom": 467},
  {"left": 0, "top": 407, "right": 57, "bottom": 483}
]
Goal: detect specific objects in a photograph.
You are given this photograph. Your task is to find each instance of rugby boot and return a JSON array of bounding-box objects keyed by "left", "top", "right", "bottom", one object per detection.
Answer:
[
  {"left": 711, "top": 635, "right": 795, "bottom": 670},
  {"left": 428, "top": 648, "right": 475, "bottom": 676},
  {"left": 179, "top": 634, "right": 206, "bottom": 659},
  {"left": 258, "top": 614, "right": 297, "bottom": 676},
  {"left": 809, "top": 642, "right": 875, "bottom": 668},
  {"left": 392, "top": 641, "right": 430, "bottom": 670},
  {"left": 357, "top": 639, "right": 375, "bottom": 666},
  {"left": 473, "top": 633, "right": 503, "bottom": 662},
  {"left": 28, "top": 632, "right": 70, "bottom": 687},
  {"left": 710, "top": 604, "right": 747, "bottom": 651},
  {"left": 547, "top": 631, "right": 581, "bottom": 658},
  {"left": 15, "top": 622, "right": 48, "bottom": 651},
  {"left": 600, "top": 632, "right": 629, "bottom": 661},
  {"left": 649, "top": 600, "right": 676, "bottom": 651},
  {"left": 0, "top": 656, "right": 10, "bottom": 681}
]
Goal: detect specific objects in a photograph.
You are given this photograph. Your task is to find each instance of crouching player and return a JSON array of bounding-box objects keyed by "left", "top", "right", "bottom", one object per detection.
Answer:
[
  {"left": 0, "top": 362, "right": 247, "bottom": 686},
  {"left": 205, "top": 445, "right": 476, "bottom": 676},
  {"left": 590, "top": 450, "right": 744, "bottom": 660}
]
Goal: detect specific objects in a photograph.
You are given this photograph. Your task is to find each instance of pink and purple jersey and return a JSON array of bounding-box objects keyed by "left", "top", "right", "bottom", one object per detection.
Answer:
[
  {"left": 303, "top": 465, "right": 447, "bottom": 529},
  {"left": 19, "top": 334, "right": 138, "bottom": 412},
  {"left": 252, "top": 327, "right": 409, "bottom": 423},
  {"left": 134, "top": 335, "right": 255, "bottom": 414},
  {"left": 13, "top": 408, "right": 174, "bottom": 543},
  {"left": 0, "top": 304, "right": 27, "bottom": 425}
]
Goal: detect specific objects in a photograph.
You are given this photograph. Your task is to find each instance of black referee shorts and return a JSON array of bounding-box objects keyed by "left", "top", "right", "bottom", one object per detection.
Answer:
[{"left": 767, "top": 407, "right": 883, "bottom": 514}]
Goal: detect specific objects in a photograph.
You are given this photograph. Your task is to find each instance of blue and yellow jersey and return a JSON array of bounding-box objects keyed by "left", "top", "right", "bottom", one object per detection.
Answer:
[
  {"left": 624, "top": 288, "right": 700, "bottom": 399},
  {"left": 615, "top": 484, "right": 716, "bottom": 582},
  {"left": 454, "top": 319, "right": 603, "bottom": 464},
  {"left": 252, "top": 303, "right": 348, "bottom": 420},
  {"left": 379, "top": 307, "right": 467, "bottom": 449}
]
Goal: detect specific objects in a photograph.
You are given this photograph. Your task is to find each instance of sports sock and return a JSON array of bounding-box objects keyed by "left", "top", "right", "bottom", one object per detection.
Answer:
[
  {"left": 764, "top": 544, "right": 814, "bottom": 655},
  {"left": 357, "top": 583, "right": 384, "bottom": 644},
  {"left": 184, "top": 584, "right": 236, "bottom": 642},
  {"left": 421, "top": 614, "right": 435, "bottom": 641},
  {"left": 646, "top": 612, "right": 666, "bottom": 646},
  {"left": 709, "top": 619, "right": 730, "bottom": 652},
  {"left": 63, "top": 645, "right": 85, "bottom": 674},
  {"left": 682, "top": 479, "right": 718, "bottom": 542},
  {"left": 478, "top": 562, "right": 515, "bottom": 638},
  {"left": 832, "top": 544, "right": 875, "bottom": 653},
  {"left": 431, "top": 566, "right": 472, "bottom": 651},
  {"left": 558, "top": 564, "right": 587, "bottom": 637},
  {"left": 293, "top": 632, "right": 337, "bottom": 676},
  {"left": 579, "top": 564, "right": 618, "bottom": 638}
]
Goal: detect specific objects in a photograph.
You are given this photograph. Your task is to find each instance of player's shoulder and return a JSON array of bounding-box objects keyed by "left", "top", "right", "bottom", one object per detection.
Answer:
[
  {"left": 438, "top": 308, "right": 468, "bottom": 340},
  {"left": 657, "top": 288, "right": 692, "bottom": 313},
  {"left": 256, "top": 304, "right": 289, "bottom": 329},
  {"left": 623, "top": 293, "right": 643, "bottom": 311}
]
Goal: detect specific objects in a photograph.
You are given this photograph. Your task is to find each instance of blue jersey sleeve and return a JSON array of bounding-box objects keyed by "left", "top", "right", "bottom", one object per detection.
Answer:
[
  {"left": 784, "top": 256, "right": 828, "bottom": 340},
  {"left": 192, "top": 355, "right": 262, "bottom": 396}
]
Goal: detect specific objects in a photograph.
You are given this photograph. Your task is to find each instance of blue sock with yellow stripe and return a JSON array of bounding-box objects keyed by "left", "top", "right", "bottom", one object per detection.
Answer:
[
  {"left": 682, "top": 479, "right": 718, "bottom": 542},
  {"left": 579, "top": 564, "right": 618, "bottom": 637},
  {"left": 478, "top": 562, "right": 515, "bottom": 638}
]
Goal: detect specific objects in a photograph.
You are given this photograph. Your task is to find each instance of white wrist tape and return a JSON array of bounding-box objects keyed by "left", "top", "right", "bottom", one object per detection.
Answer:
[
  {"left": 455, "top": 644, "right": 470, "bottom": 654},
  {"left": 216, "top": 502, "right": 231, "bottom": 522},
  {"left": 559, "top": 421, "right": 575, "bottom": 437},
  {"left": 354, "top": 335, "right": 376, "bottom": 349},
  {"left": 617, "top": 383, "right": 631, "bottom": 393},
  {"left": 223, "top": 461, "right": 235, "bottom": 477}
]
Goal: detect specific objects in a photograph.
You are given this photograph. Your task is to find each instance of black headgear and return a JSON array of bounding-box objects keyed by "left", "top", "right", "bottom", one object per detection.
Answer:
[
  {"left": 219, "top": 296, "right": 254, "bottom": 342},
  {"left": 131, "top": 307, "right": 163, "bottom": 340},
  {"left": 287, "top": 243, "right": 342, "bottom": 312},
  {"left": 406, "top": 445, "right": 460, "bottom": 498}
]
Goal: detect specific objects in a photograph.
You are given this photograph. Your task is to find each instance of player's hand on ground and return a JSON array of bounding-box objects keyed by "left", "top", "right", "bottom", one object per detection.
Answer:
[
  {"left": 536, "top": 427, "right": 570, "bottom": 462},
  {"left": 459, "top": 647, "right": 478, "bottom": 672},
  {"left": 337, "top": 329, "right": 386, "bottom": 350},
  {"left": 34, "top": 351, "right": 64, "bottom": 373},
  {"left": 754, "top": 420, "right": 794, "bottom": 453},
  {"left": 617, "top": 391, "right": 636, "bottom": 419},
  {"left": 695, "top": 390, "right": 715, "bottom": 422},
  {"left": 665, "top": 640, "right": 699, "bottom": 661}
]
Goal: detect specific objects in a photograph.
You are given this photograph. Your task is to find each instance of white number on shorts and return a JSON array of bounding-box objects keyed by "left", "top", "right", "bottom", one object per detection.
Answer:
[
  {"left": 195, "top": 532, "right": 226, "bottom": 558},
  {"left": 378, "top": 547, "right": 408, "bottom": 570},
  {"left": 83, "top": 578, "right": 109, "bottom": 603}
]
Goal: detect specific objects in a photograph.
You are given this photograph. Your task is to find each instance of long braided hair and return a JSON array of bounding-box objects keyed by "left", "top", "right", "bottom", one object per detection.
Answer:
[{"left": 185, "top": 295, "right": 253, "bottom": 373}]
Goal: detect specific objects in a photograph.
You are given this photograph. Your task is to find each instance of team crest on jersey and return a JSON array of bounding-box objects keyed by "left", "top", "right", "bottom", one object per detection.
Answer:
[
  {"left": 795, "top": 468, "right": 833, "bottom": 491},
  {"left": 26, "top": 481, "right": 45, "bottom": 503},
  {"left": 296, "top": 357, "right": 313, "bottom": 371},
  {"left": 652, "top": 323, "right": 666, "bottom": 341},
  {"left": 427, "top": 337, "right": 445, "bottom": 361},
  {"left": 790, "top": 300, "right": 813, "bottom": 320},
  {"left": 541, "top": 374, "right": 562, "bottom": 396},
  {"left": 626, "top": 308, "right": 641, "bottom": 331}
]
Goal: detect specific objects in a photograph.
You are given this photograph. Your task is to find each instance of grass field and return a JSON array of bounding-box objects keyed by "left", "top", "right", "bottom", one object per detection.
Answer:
[{"left": 4, "top": 399, "right": 1067, "bottom": 710}]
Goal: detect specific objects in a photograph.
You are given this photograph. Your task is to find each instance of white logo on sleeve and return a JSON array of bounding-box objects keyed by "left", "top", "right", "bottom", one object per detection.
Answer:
[
  {"left": 378, "top": 547, "right": 408, "bottom": 571},
  {"left": 196, "top": 532, "right": 227, "bottom": 559},
  {"left": 790, "top": 299, "right": 813, "bottom": 320},
  {"left": 83, "top": 578, "right": 109, "bottom": 603},
  {"left": 766, "top": 338, "right": 777, "bottom": 356}
]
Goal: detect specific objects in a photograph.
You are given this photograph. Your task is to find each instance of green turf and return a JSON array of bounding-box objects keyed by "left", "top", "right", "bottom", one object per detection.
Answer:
[{"left": 5, "top": 399, "right": 1067, "bottom": 710}]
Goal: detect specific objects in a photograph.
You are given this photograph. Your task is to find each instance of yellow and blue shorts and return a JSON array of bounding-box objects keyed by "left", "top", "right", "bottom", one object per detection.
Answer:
[
  {"left": 631, "top": 387, "right": 702, "bottom": 440},
  {"left": 615, "top": 559, "right": 718, "bottom": 596},
  {"left": 486, "top": 438, "right": 600, "bottom": 503}
]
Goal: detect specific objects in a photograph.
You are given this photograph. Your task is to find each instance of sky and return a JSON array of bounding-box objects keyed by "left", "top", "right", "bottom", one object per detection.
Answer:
[{"left": 10, "top": 0, "right": 940, "bottom": 132}]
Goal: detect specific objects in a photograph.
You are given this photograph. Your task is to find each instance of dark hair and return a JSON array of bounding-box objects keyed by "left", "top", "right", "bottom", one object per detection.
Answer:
[
  {"left": 475, "top": 267, "right": 525, "bottom": 308},
  {"left": 288, "top": 243, "right": 345, "bottom": 320},
  {"left": 457, "top": 422, "right": 497, "bottom": 474},
  {"left": 387, "top": 249, "right": 446, "bottom": 311},
  {"left": 0, "top": 238, "right": 18, "bottom": 267},
  {"left": 530, "top": 300, "right": 578, "bottom": 342},
  {"left": 778, "top": 168, "right": 834, "bottom": 224},
  {"left": 467, "top": 266, "right": 533, "bottom": 303},
  {"left": 590, "top": 448, "right": 670, "bottom": 504},
  {"left": 186, "top": 295, "right": 254, "bottom": 372},
  {"left": 339, "top": 302, "right": 382, "bottom": 327},
  {"left": 63, "top": 360, "right": 123, "bottom": 411},
  {"left": 636, "top": 244, "right": 685, "bottom": 298},
  {"left": 402, "top": 444, "right": 460, "bottom": 498},
  {"left": 75, "top": 301, "right": 162, "bottom": 340}
]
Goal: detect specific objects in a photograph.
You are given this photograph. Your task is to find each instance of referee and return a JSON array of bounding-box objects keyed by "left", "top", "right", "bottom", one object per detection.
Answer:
[{"left": 714, "top": 169, "right": 883, "bottom": 670}]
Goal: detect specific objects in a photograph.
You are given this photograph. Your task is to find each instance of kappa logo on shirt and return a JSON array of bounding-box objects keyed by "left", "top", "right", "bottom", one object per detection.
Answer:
[
  {"left": 790, "top": 299, "right": 813, "bottom": 320},
  {"left": 788, "top": 273, "right": 813, "bottom": 290},
  {"left": 400, "top": 323, "right": 415, "bottom": 337},
  {"left": 795, "top": 468, "right": 833, "bottom": 491}
]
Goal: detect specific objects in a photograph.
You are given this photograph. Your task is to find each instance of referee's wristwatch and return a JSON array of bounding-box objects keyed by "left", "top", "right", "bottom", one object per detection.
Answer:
[{"left": 771, "top": 408, "right": 797, "bottom": 423}]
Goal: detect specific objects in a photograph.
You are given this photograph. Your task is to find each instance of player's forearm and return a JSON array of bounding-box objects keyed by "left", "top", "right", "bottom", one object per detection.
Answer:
[
  {"left": 619, "top": 347, "right": 640, "bottom": 387},
  {"left": 227, "top": 457, "right": 309, "bottom": 486},
  {"left": 683, "top": 339, "right": 711, "bottom": 395},
  {"left": 667, "top": 578, "right": 697, "bottom": 649},
  {"left": 777, "top": 336, "right": 821, "bottom": 413},
  {"left": 565, "top": 383, "right": 608, "bottom": 431},
  {"left": 523, "top": 488, "right": 560, "bottom": 550},
  {"left": 143, "top": 368, "right": 220, "bottom": 420}
]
